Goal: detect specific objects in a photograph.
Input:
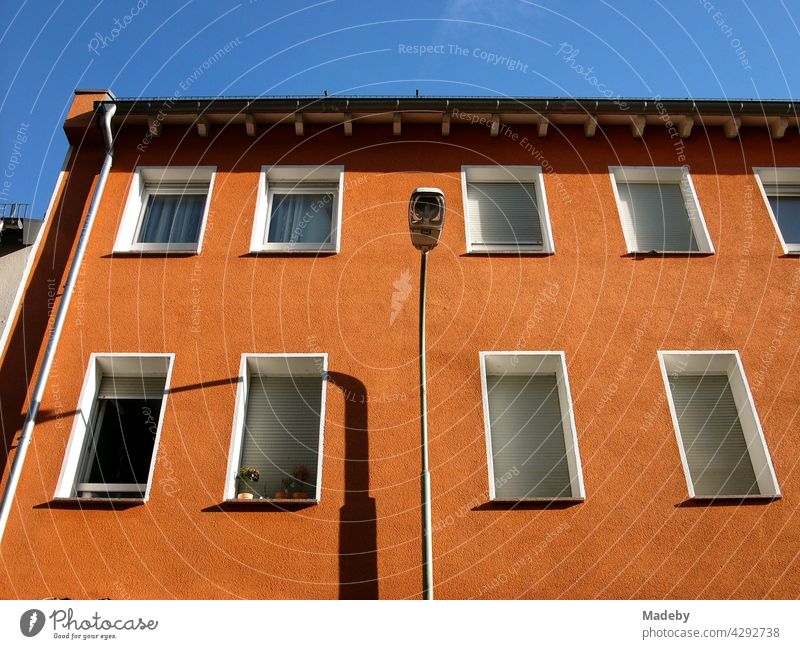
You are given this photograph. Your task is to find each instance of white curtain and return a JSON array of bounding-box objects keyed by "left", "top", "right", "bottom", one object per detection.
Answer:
[
  {"left": 139, "top": 194, "right": 205, "bottom": 244},
  {"left": 267, "top": 193, "right": 333, "bottom": 244}
]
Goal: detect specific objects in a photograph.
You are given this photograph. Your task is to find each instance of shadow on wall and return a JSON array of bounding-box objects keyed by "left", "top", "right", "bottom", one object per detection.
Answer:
[
  {"left": 328, "top": 371, "right": 379, "bottom": 600},
  {"left": 0, "top": 149, "right": 103, "bottom": 479},
  {"left": 0, "top": 235, "right": 27, "bottom": 260},
  {"left": 26, "top": 368, "right": 380, "bottom": 597}
]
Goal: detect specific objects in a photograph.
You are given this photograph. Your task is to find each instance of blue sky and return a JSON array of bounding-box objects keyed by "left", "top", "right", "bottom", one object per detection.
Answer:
[{"left": 1, "top": 0, "right": 798, "bottom": 218}]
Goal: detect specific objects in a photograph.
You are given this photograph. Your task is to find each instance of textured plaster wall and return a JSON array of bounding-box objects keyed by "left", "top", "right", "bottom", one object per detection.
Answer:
[{"left": 1, "top": 98, "right": 799, "bottom": 599}]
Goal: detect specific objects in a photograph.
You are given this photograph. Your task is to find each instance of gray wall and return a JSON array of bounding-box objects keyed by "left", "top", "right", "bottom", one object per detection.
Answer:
[{"left": 0, "top": 240, "right": 33, "bottom": 332}]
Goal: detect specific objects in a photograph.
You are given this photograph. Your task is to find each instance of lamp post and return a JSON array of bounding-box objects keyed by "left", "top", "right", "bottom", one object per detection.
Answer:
[{"left": 407, "top": 188, "right": 446, "bottom": 601}]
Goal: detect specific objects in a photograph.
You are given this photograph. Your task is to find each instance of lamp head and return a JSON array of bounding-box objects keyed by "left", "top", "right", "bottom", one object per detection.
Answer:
[{"left": 408, "top": 188, "right": 446, "bottom": 252}]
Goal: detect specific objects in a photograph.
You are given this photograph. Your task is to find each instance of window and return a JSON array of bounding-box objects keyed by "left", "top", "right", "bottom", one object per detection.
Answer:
[
  {"left": 480, "top": 352, "right": 584, "bottom": 500},
  {"left": 250, "top": 166, "right": 344, "bottom": 253},
  {"left": 753, "top": 167, "right": 800, "bottom": 254},
  {"left": 462, "top": 166, "right": 554, "bottom": 253},
  {"left": 658, "top": 351, "right": 780, "bottom": 499},
  {"left": 610, "top": 166, "right": 713, "bottom": 253},
  {"left": 55, "top": 354, "right": 173, "bottom": 500},
  {"left": 225, "top": 354, "right": 327, "bottom": 501},
  {"left": 114, "top": 167, "right": 215, "bottom": 253}
]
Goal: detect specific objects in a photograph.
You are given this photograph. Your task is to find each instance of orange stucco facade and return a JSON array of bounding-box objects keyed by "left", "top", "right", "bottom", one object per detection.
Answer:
[{"left": 1, "top": 92, "right": 798, "bottom": 599}]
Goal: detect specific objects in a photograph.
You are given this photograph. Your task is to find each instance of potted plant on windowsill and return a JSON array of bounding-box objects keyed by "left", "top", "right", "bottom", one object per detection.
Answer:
[
  {"left": 275, "top": 477, "right": 293, "bottom": 500},
  {"left": 237, "top": 467, "right": 260, "bottom": 500},
  {"left": 292, "top": 465, "right": 310, "bottom": 499}
]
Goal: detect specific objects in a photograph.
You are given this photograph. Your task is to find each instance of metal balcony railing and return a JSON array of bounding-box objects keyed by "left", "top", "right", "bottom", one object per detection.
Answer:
[
  {"left": 0, "top": 203, "right": 30, "bottom": 222},
  {"left": 0, "top": 203, "right": 35, "bottom": 244}
]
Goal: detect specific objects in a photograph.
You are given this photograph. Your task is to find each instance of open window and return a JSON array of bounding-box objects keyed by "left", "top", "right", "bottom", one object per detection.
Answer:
[
  {"left": 753, "top": 167, "right": 800, "bottom": 254},
  {"left": 113, "top": 166, "right": 215, "bottom": 253},
  {"left": 250, "top": 166, "right": 344, "bottom": 253},
  {"left": 480, "top": 352, "right": 584, "bottom": 501},
  {"left": 462, "top": 166, "right": 554, "bottom": 253},
  {"left": 55, "top": 354, "right": 173, "bottom": 500},
  {"left": 225, "top": 354, "right": 327, "bottom": 501},
  {"left": 610, "top": 166, "right": 713, "bottom": 254},
  {"left": 658, "top": 351, "right": 780, "bottom": 499}
]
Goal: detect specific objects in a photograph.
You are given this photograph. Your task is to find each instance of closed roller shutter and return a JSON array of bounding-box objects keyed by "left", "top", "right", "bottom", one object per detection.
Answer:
[
  {"left": 143, "top": 180, "right": 210, "bottom": 193},
  {"left": 617, "top": 182, "right": 698, "bottom": 252},
  {"left": 98, "top": 375, "right": 166, "bottom": 399},
  {"left": 241, "top": 376, "right": 322, "bottom": 498},
  {"left": 487, "top": 373, "right": 571, "bottom": 498},
  {"left": 467, "top": 182, "right": 543, "bottom": 247},
  {"left": 669, "top": 374, "right": 759, "bottom": 496}
]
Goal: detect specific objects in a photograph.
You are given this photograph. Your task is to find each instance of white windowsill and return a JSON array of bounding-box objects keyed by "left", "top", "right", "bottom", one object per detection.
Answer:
[
  {"left": 112, "top": 248, "right": 201, "bottom": 255},
  {"left": 225, "top": 498, "right": 319, "bottom": 504},
  {"left": 53, "top": 497, "right": 146, "bottom": 504},
  {"left": 687, "top": 494, "right": 781, "bottom": 501},
  {"left": 490, "top": 497, "right": 585, "bottom": 503},
  {"left": 250, "top": 245, "right": 337, "bottom": 254},
  {"left": 628, "top": 249, "right": 713, "bottom": 255},
  {"left": 468, "top": 246, "right": 552, "bottom": 255}
]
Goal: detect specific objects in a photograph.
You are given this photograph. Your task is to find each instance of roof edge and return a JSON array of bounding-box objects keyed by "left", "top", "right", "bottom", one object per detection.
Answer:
[{"left": 96, "top": 95, "right": 800, "bottom": 117}]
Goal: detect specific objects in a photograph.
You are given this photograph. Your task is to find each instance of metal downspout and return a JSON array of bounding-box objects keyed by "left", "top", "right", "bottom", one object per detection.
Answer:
[{"left": 0, "top": 102, "right": 116, "bottom": 544}]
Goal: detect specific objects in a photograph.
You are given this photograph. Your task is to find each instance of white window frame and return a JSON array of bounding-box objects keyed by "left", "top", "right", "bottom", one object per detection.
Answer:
[
  {"left": 113, "top": 166, "right": 215, "bottom": 253},
  {"left": 461, "top": 165, "right": 555, "bottom": 254},
  {"left": 752, "top": 167, "right": 800, "bottom": 254},
  {"left": 609, "top": 166, "right": 714, "bottom": 254},
  {"left": 54, "top": 353, "right": 175, "bottom": 501},
  {"left": 224, "top": 353, "right": 328, "bottom": 502},
  {"left": 250, "top": 165, "right": 344, "bottom": 253},
  {"left": 479, "top": 351, "right": 585, "bottom": 501},
  {"left": 657, "top": 350, "right": 780, "bottom": 499}
]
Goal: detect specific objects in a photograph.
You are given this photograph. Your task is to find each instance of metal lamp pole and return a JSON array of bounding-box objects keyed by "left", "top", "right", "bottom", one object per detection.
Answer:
[
  {"left": 418, "top": 250, "right": 434, "bottom": 600},
  {"left": 407, "top": 187, "right": 445, "bottom": 601}
]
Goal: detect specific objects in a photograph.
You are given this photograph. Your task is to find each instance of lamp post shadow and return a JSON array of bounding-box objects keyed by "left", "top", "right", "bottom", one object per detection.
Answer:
[{"left": 328, "top": 371, "right": 379, "bottom": 599}]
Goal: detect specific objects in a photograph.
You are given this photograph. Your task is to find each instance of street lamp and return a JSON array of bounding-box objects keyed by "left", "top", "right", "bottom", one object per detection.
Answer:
[
  {"left": 407, "top": 188, "right": 445, "bottom": 600},
  {"left": 408, "top": 188, "right": 446, "bottom": 252}
]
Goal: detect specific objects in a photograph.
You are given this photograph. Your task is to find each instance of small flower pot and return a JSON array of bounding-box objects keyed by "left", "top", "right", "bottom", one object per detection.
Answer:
[
  {"left": 237, "top": 492, "right": 254, "bottom": 500},
  {"left": 274, "top": 491, "right": 289, "bottom": 499},
  {"left": 292, "top": 491, "right": 309, "bottom": 500}
]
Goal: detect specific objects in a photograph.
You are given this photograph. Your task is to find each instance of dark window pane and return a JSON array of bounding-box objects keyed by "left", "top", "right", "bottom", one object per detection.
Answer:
[
  {"left": 138, "top": 194, "right": 205, "bottom": 244},
  {"left": 84, "top": 398, "right": 162, "bottom": 486},
  {"left": 268, "top": 193, "right": 333, "bottom": 244},
  {"left": 768, "top": 195, "right": 800, "bottom": 244}
]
